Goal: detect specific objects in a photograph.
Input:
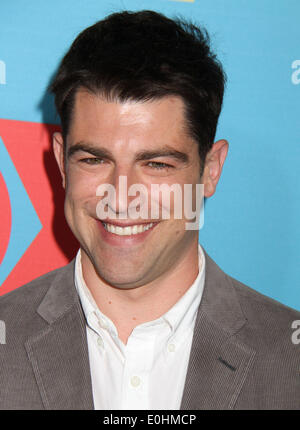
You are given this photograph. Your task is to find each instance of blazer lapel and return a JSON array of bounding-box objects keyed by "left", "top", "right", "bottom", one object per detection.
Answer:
[
  {"left": 24, "top": 250, "right": 255, "bottom": 410},
  {"left": 25, "top": 261, "right": 94, "bottom": 410},
  {"left": 180, "top": 251, "right": 256, "bottom": 410}
]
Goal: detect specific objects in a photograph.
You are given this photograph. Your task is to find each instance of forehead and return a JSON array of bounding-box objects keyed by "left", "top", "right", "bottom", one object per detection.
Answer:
[{"left": 68, "top": 89, "right": 197, "bottom": 152}]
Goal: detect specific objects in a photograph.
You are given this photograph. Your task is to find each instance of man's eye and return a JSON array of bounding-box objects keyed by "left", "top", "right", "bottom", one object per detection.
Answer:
[
  {"left": 147, "top": 161, "right": 173, "bottom": 169},
  {"left": 80, "top": 158, "right": 104, "bottom": 165}
]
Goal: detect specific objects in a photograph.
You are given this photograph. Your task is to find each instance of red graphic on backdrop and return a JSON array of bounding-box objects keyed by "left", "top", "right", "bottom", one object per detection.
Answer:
[
  {"left": 0, "top": 172, "right": 12, "bottom": 265},
  {"left": 0, "top": 119, "right": 78, "bottom": 296}
]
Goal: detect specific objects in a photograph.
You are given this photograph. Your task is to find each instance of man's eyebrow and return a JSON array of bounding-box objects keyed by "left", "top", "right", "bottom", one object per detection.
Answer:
[
  {"left": 67, "top": 142, "right": 189, "bottom": 164},
  {"left": 67, "top": 142, "right": 113, "bottom": 160},
  {"left": 135, "top": 148, "right": 189, "bottom": 163}
]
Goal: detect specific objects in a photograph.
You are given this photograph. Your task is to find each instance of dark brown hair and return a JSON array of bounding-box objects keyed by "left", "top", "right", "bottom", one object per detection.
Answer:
[{"left": 50, "top": 10, "right": 226, "bottom": 167}]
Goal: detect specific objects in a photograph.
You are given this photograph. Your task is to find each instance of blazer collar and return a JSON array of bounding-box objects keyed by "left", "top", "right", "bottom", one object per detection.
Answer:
[
  {"left": 199, "top": 249, "right": 247, "bottom": 335},
  {"left": 36, "top": 260, "right": 78, "bottom": 324},
  {"left": 31, "top": 248, "right": 255, "bottom": 410},
  {"left": 26, "top": 260, "right": 94, "bottom": 410},
  {"left": 180, "top": 249, "right": 256, "bottom": 410},
  {"left": 36, "top": 249, "right": 246, "bottom": 333}
]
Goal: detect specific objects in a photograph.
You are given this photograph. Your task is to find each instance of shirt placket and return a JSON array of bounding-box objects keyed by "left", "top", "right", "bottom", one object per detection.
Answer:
[{"left": 120, "top": 326, "right": 161, "bottom": 410}]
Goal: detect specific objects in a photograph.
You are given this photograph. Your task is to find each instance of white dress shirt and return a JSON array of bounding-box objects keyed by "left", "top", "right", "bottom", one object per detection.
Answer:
[{"left": 74, "top": 245, "right": 205, "bottom": 410}]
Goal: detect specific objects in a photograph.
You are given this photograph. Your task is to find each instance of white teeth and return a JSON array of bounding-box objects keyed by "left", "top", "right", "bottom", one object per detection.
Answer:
[
  {"left": 123, "top": 226, "right": 131, "bottom": 235},
  {"left": 103, "top": 222, "right": 154, "bottom": 236}
]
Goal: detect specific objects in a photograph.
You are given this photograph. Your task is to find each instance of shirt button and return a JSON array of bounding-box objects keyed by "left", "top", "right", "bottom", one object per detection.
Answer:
[
  {"left": 130, "top": 376, "right": 141, "bottom": 387},
  {"left": 168, "top": 343, "right": 176, "bottom": 352},
  {"left": 97, "top": 337, "right": 104, "bottom": 348},
  {"left": 98, "top": 317, "right": 108, "bottom": 329}
]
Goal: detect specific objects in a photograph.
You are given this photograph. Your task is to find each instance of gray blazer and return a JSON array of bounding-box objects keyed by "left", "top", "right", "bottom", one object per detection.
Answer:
[{"left": 0, "top": 249, "right": 299, "bottom": 409}]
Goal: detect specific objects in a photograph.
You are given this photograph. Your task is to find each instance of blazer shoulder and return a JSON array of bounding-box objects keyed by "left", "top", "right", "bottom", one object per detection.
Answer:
[
  {"left": 0, "top": 263, "right": 74, "bottom": 321},
  {"left": 222, "top": 271, "right": 299, "bottom": 409},
  {"left": 227, "top": 273, "right": 300, "bottom": 322},
  {"left": 224, "top": 272, "right": 300, "bottom": 355},
  {"left": 203, "top": 249, "right": 300, "bottom": 323}
]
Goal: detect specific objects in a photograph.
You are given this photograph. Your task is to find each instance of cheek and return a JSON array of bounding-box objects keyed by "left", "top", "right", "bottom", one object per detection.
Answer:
[
  {"left": 161, "top": 218, "right": 194, "bottom": 248},
  {"left": 65, "top": 169, "right": 100, "bottom": 205}
]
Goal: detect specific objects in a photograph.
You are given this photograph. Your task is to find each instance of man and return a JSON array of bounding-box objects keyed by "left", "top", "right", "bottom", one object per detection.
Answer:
[{"left": 0, "top": 10, "right": 299, "bottom": 410}]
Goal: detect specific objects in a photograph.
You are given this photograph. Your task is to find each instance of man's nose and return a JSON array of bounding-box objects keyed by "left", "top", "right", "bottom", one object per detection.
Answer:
[{"left": 109, "top": 168, "right": 143, "bottom": 217}]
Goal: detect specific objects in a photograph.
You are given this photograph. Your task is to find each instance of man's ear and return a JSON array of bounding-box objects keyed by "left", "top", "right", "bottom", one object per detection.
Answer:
[
  {"left": 53, "top": 132, "right": 66, "bottom": 188},
  {"left": 201, "top": 139, "right": 229, "bottom": 198}
]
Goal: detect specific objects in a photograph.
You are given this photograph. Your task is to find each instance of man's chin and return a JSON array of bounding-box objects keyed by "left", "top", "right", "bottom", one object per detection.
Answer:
[{"left": 94, "top": 269, "right": 149, "bottom": 290}]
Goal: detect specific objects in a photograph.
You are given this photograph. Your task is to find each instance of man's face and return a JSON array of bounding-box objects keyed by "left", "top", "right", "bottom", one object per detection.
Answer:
[{"left": 54, "top": 90, "right": 204, "bottom": 289}]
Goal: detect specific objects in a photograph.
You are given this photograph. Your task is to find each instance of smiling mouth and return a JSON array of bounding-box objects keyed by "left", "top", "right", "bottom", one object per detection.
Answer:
[{"left": 101, "top": 221, "right": 155, "bottom": 236}]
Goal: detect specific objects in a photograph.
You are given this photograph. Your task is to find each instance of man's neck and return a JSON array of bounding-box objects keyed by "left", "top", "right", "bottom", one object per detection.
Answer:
[{"left": 81, "top": 241, "right": 200, "bottom": 344}]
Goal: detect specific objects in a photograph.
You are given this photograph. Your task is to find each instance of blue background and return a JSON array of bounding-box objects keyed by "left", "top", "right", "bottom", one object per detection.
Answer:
[{"left": 0, "top": 0, "right": 299, "bottom": 310}]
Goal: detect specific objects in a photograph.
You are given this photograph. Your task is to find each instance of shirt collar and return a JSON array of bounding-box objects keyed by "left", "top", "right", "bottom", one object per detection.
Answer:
[
  {"left": 161, "top": 244, "right": 205, "bottom": 336},
  {"left": 74, "top": 245, "right": 205, "bottom": 339}
]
